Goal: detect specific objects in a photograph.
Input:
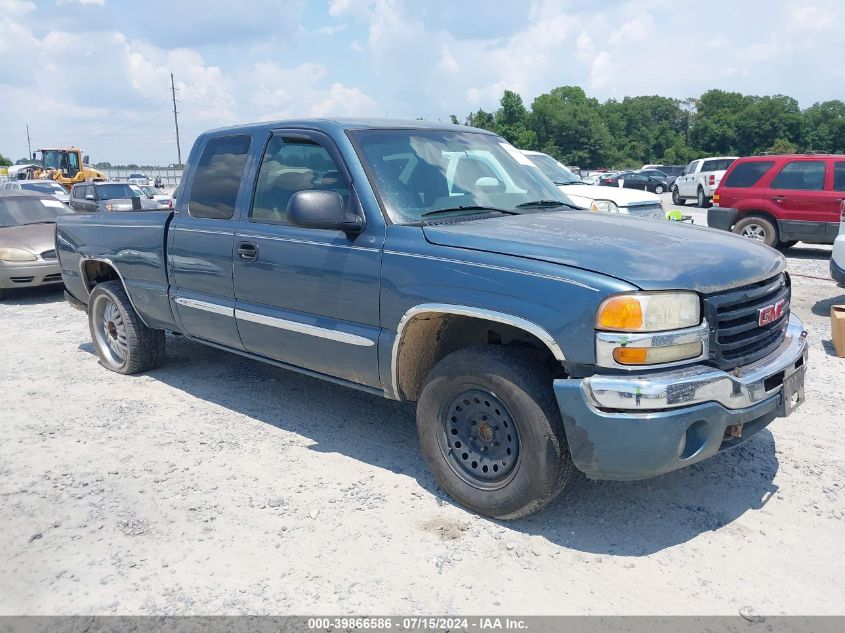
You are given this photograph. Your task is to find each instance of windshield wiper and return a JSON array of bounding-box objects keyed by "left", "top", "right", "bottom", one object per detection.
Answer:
[
  {"left": 420, "top": 205, "right": 520, "bottom": 219},
  {"left": 516, "top": 200, "right": 581, "bottom": 210}
]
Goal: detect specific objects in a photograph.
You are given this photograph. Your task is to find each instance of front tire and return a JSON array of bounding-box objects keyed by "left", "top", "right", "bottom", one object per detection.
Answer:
[
  {"left": 654, "top": 185, "right": 664, "bottom": 194},
  {"left": 88, "top": 280, "right": 165, "bottom": 374},
  {"left": 671, "top": 186, "right": 685, "bottom": 205},
  {"left": 733, "top": 215, "right": 779, "bottom": 248},
  {"left": 416, "top": 346, "right": 574, "bottom": 519}
]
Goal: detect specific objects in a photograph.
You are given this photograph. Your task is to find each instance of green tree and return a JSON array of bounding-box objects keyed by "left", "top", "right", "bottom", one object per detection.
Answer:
[
  {"left": 0, "top": 153, "right": 12, "bottom": 167},
  {"left": 801, "top": 100, "right": 845, "bottom": 152},
  {"left": 769, "top": 138, "right": 797, "bottom": 154},
  {"left": 494, "top": 90, "right": 537, "bottom": 148},
  {"left": 449, "top": 114, "right": 460, "bottom": 125},
  {"left": 466, "top": 109, "right": 496, "bottom": 131}
]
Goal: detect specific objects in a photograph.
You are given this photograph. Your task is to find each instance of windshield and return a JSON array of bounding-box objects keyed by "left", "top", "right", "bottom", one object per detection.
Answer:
[
  {"left": 97, "top": 184, "right": 143, "bottom": 200},
  {"left": 349, "top": 129, "right": 570, "bottom": 224},
  {"left": 525, "top": 153, "right": 582, "bottom": 185},
  {"left": 139, "top": 186, "right": 157, "bottom": 197},
  {"left": 40, "top": 150, "right": 62, "bottom": 169},
  {"left": 20, "top": 182, "right": 66, "bottom": 194},
  {"left": 0, "top": 197, "right": 71, "bottom": 227}
]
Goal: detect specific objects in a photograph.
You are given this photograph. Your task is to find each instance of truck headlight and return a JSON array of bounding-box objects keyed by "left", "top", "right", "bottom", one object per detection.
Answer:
[
  {"left": 590, "top": 199, "right": 619, "bottom": 213},
  {"left": 0, "top": 247, "right": 37, "bottom": 262},
  {"left": 596, "top": 292, "right": 700, "bottom": 332}
]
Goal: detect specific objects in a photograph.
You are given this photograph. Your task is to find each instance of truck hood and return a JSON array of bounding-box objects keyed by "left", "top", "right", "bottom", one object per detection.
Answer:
[
  {"left": 558, "top": 183, "right": 660, "bottom": 206},
  {"left": 422, "top": 211, "right": 785, "bottom": 293}
]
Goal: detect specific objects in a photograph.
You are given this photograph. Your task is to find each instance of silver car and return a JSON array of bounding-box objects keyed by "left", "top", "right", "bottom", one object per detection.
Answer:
[
  {"left": 69, "top": 182, "right": 160, "bottom": 213},
  {"left": 0, "top": 190, "right": 71, "bottom": 299},
  {"left": 1, "top": 179, "right": 71, "bottom": 204}
]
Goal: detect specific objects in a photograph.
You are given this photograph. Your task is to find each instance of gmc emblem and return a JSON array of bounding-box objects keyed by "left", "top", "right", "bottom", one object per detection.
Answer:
[{"left": 758, "top": 299, "right": 787, "bottom": 326}]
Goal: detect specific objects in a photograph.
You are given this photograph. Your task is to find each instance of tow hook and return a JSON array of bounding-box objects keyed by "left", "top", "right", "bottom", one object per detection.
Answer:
[{"left": 725, "top": 424, "right": 743, "bottom": 439}]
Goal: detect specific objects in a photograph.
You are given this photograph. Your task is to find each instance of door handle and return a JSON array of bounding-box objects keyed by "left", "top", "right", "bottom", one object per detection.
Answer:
[
  {"left": 237, "top": 241, "right": 259, "bottom": 261},
  {"left": 771, "top": 197, "right": 785, "bottom": 203}
]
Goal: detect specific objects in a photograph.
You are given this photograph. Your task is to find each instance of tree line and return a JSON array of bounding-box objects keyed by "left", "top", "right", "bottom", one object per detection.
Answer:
[{"left": 453, "top": 86, "right": 845, "bottom": 170}]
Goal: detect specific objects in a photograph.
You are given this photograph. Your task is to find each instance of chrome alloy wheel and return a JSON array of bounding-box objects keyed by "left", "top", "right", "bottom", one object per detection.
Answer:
[{"left": 91, "top": 293, "right": 128, "bottom": 368}]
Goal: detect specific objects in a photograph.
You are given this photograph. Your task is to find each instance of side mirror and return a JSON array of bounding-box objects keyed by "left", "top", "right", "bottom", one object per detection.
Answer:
[{"left": 287, "top": 190, "right": 364, "bottom": 233}]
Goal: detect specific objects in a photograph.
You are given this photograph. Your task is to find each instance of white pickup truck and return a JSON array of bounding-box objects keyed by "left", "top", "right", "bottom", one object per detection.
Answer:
[{"left": 672, "top": 156, "right": 736, "bottom": 207}]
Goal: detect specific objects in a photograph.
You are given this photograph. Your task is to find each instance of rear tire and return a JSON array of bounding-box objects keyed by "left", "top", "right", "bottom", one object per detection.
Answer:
[
  {"left": 654, "top": 185, "right": 665, "bottom": 194},
  {"left": 777, "top": 240, "right": 798, "bottom": 250},
  {"left": 87, "top": 280, "right": 165, "bottom": 374},
  {"left": 671, "top": 186, "right": 685, "bottom": 205},
  {"left": 697, "top": 187, "right": 709, "bottom": 208},
  {"left": 416, "top": 345, "right": 574, "bottom": 520},
  {"left": 733, "top": 215, "right": 778, "bottom": 248}
]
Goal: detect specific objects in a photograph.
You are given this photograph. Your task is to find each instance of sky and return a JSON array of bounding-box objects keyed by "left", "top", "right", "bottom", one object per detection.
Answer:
[{"left": 0, "top": 0, "right": 842, "bottom": 165}]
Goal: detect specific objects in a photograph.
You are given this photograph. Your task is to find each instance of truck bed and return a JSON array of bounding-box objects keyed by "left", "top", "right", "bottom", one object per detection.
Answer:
[{"left": 56, "top": 210, "right": 178, "bottom": 330}]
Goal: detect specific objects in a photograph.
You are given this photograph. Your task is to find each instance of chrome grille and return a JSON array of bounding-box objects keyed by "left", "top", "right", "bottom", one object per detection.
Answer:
[
  {"left": 703, "top": 273, "right": 790, "bottom": 370},
  {"left": 626, "top": 203, "right": 663, "bottom": 219}
]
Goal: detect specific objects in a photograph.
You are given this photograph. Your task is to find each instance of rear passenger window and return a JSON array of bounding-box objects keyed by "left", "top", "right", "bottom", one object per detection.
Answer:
[
  {"left": 250, "top": 136, "right": 349, "bottom": 225},
  {"left": 188, "top": 135, "right": 252, "bottom": 219},
  {"left": 702, "top": 158, "right": 735, "bottom": 172},
  {"left": 770, "top": 161, "right": 826, "bottom": 191},
  {"left": 723, "top": 161, "right": 774, "bottom": 188},
  {"left": 834, "top": 162, "right": 845, "bottom": 192}
]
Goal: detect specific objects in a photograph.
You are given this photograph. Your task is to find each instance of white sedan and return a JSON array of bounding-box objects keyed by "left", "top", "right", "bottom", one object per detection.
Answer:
[
  {"left": 521, "top": 151, "right": 665, "bottom": 220},
  {"left": 832, "top": 203, "right": 845, "bottom": 286}
]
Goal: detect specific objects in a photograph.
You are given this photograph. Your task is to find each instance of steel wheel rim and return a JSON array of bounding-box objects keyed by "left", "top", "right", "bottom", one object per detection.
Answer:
[
  {"left": 437, "top": 388, "right": 521, "bottom": 490},
  {"left": 92, "top": 294, "right": 127, "bottom": 368},
  {"left": 741, "top": 224, "right": 767, "bottom": 241}
]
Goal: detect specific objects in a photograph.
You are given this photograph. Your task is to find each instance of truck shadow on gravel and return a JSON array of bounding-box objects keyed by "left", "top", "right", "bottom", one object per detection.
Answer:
[{"left": 91, "top": 333, "right": 780, "bottom": 557}]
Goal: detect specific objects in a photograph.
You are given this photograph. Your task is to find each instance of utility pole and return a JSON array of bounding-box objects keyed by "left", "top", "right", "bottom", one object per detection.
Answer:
[
  {"left": 26, "top": 124, "right": 31, "bottom": 159},
  {"left": 170, "top": 73, "right": 182, "bottom": 167}
]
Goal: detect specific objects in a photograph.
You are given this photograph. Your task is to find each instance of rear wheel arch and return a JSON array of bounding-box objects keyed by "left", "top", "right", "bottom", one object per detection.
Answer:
[
  {"left": 79, "top": 258, "right": 149, "bottom": 327},
  {"left": 390, "top": 305, "right": 566, "bottom": 401}
]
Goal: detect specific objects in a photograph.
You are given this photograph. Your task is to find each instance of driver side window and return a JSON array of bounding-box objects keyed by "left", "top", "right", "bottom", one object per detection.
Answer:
[{"left": 250, "top": 136, "right": 349, "bottom": 225}]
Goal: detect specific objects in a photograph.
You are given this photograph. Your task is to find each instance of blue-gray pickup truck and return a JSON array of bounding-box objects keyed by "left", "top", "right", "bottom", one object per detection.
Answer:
[{"left": 56, "top": 119, "right": 808, "bottom": 519}]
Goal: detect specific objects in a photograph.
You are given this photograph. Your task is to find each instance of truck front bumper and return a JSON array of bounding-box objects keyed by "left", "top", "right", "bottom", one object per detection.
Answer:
[{"left": 553, "top": 314, "right": 808, "bottom": 480}]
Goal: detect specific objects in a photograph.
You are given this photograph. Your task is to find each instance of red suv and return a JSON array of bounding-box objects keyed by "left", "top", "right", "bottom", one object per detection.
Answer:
[{"left": 708, "top": 154, "right": 845, "bottom": 248}]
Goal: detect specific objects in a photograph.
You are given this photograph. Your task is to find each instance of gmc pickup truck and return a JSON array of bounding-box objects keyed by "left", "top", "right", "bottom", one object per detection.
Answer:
[{"left": 56, "top": 119, "right": 808, "bottom": 519}]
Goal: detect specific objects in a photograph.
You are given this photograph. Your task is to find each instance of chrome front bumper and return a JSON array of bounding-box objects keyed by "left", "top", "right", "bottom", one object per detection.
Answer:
[{"left": 583, "top": 314, "right": 807, "bottom": 411}]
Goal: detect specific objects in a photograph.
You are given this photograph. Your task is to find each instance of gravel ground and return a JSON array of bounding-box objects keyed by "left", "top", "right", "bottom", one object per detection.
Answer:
[{"left": 1, "top": 203, "right": 844, "bottom": 615}]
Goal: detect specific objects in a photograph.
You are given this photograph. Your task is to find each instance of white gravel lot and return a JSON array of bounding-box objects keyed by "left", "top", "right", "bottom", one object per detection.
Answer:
[{"left": 1, "top": 202, "right": 844, "bottom": 616}]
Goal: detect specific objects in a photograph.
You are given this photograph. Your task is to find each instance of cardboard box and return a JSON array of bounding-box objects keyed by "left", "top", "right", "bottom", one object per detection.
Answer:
[{"left": 832, "top": 305, "right": 845, "bottom": 357}]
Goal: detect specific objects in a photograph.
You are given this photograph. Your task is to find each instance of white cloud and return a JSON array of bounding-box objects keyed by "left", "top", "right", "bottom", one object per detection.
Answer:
[
  {"left": 310, "top": 82, "right": 378, "bottom": 117},
  {"left": 589, "top": 52, "right": 614, "bottom": 90},
  {"left": 438, "top": 45, "right": 460, "bottom": 74},
  {"left": 787, "top": 3, "right": 835, "bottom": 32},
  {"left": 315, "top": 23, "right": 348, "bottom": 35}
]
